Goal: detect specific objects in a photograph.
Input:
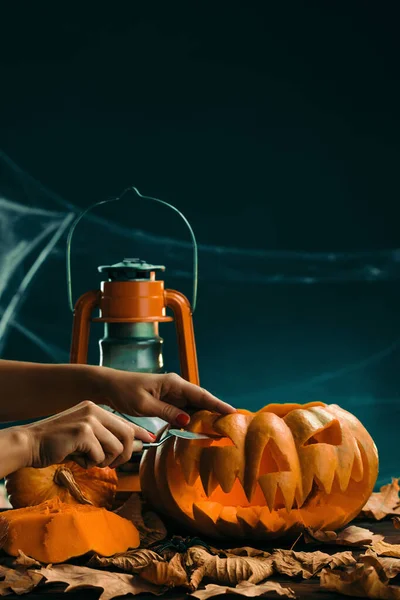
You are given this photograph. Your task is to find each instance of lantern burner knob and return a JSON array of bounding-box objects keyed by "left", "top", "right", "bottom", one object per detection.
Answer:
[{"left": 98, "top": 258, "right": 166, "bottom": 282}]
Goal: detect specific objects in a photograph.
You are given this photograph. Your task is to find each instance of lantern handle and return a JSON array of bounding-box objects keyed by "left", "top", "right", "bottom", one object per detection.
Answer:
[{"left": 66, "top": 186, "right": 198, "bottom": 313}]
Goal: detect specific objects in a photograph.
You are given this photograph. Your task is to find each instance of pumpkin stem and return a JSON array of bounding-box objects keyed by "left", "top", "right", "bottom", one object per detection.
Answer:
[{"left": 54, "top": 467, "right": 94, "bottom": 505}]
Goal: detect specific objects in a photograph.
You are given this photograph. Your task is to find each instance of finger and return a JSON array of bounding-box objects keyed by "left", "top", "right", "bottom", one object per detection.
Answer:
[
  {"left": 161, "top": 374, "right": 236, "bottom": 415},
  {"left": 105, "top": 422, "right": 135, "bottom": 470},
  {"left": 68, "top": 433, "right": 106, "bottom": 469},
  {"left": 139, "top": 393, "right": 191, "bottom": 427},
  {"left": 130, "top": 423, "right": 156, "bottom": 442},
  {"left": 97, "top": 407, "right": 156, "bottom": 443},
  {"left": 95, "top": 412, "right": 151, "bottom": 467},
  {"left": 90, "top": 422, "right": 125, "bottom": 467},
  {"left": 109, "top": 439, "right": 143, "bottom": 469}
]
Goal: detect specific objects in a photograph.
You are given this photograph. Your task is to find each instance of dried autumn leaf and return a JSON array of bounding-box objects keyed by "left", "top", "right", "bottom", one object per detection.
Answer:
[
  {"left": 225, "top": 548, "right": 271, "bottom": 558},
  {"left": 190, "top": 580, "right": 295, "bottom": 599},
  {"left": 186, "top": 546, "right": 215, "bottom": 569},
  {"left": 88, "top": 548, "right": 163, "bottom": 573},
  {"left": 320, "top": 563, "right": 400, "bottom": 599},
  {"left": 40, "top": 563, "right": 164, "bottom": 600},
  {"left": 272, "top": 549, "right": 356, "bottom": 579},
  {"left": 206, "top": 556, "right": 275, "bottom": 586},
  {"left": 140, "top": 552, "right": 188, "bottom": 587},
  {"left": 190, "top": 565, "right": 207, "bottom": 592},
  {"left": 337, "top": 526, "right": 385, "bottom": 546},
  {"left": 361, "top": 478, "right": 400, "bottom": 521},
  {"left": 14, "top": 550, "right": 41, "bottom": 568},
  {"left": 329, "top": 551, "right": 357, "bottom": 570},
  {"left": 362, "top": 551, "right": 400, "bottom": 580},
  {"left": 305, "top": 525, "right": 383, "bottom": 547},
  {"left": 303, "top": 528, "right": 337, "bottom": 544},
  {"left": 0, "top": 565, "right": 43, "bottom": 596},
  {"left": 114, "top": 493, "right": 167, "bottom": 546},
  {"left": 370, "top": 540, "right": 400, "bottom": 558},
  {"left": 187, "top": 546, "right": 274, "bottom": 588}
]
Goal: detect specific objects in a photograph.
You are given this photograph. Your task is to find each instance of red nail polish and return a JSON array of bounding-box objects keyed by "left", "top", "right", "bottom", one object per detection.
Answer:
[
  {"left": 176, "top": 413, "right": 190, "bottom": 427},
  {"left": 149, "top": 433, "right": 157, "bottom": 440}
]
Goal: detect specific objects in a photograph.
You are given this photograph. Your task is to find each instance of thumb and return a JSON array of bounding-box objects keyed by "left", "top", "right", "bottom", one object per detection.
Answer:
[{"left": 144, "top": 394, "right": 191, "bottom": 427}]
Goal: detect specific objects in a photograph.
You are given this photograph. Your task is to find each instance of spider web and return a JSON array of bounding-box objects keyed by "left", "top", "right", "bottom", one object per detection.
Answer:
[
  {"left": 1, "top": 148, "right": 400, "bottom": 366},
  {"left": 0, "top": 150, "right": 399, "bottom": 485}
]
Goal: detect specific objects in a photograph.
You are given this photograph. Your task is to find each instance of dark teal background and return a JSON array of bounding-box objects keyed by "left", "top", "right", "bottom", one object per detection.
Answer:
[{"left": 0, "top": 3, "right": 399, "bottom": 487}]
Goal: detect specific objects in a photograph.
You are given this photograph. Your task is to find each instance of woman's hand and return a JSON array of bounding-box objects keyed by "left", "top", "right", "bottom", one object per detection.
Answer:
[
  {"left": 21, "top": 401, "right": 155, "bottom": 470},
  {"left": 0, "top": 360, "right": 235, "bottom": 426},
  {"left": 98, "top": 370, "right": 236, "bottom": 427}
]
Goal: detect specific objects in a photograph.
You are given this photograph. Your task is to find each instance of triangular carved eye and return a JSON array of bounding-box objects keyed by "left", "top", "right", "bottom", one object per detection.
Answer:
[{"left": 303, "top": 419, "right": 342, "bottom": 446}]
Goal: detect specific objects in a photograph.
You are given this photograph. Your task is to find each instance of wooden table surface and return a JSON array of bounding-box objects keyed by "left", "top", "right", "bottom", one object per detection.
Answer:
[{"left": 3, "top": 519, "right": 397, "bottom": 600}]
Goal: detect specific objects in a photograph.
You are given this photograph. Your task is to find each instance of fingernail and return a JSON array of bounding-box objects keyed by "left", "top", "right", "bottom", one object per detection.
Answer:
[
  {"left": 149, "top": 433, "right": 157, "bottom": 440},
  {"left": 176, "top": 413, "right": 190, "bottom": 427}
]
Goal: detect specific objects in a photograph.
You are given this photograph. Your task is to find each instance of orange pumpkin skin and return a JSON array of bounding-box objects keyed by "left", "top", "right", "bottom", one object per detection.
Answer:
[
  {"left": 5, "top": 462, "right": 118, "bottom": 510},
  {"left": 1, "top": 497, "right": 140, "bottom": 563},
  {"left": 140, "top": 402, "right": 379, "bottom": 539}
]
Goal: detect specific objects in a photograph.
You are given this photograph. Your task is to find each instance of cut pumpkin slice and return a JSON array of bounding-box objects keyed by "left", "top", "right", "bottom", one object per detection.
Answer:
[{"left": 1, "top": 497, "right": 140, "bottom": 563}]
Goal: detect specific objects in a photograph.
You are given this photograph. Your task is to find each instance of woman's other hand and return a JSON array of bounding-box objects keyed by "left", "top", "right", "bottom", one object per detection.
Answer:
[{"left": 98, "top": 370, "right": 236, "bottom": 428}]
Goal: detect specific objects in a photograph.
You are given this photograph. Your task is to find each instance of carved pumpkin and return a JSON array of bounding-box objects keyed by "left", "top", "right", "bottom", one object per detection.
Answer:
[
  {"left": 5, "top": 462, "right": 118, "bottom": 510},
  {"left": 1, "top": 497, "right": 140, "bottom": 563},
  {"left": 140, "top": 402, "right": 378, "bottom": 539}
]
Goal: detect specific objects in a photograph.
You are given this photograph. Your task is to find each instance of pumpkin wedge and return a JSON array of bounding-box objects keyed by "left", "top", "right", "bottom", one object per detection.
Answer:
[{"left": 1, "top": 497, "right": 140, "bottom": 563}]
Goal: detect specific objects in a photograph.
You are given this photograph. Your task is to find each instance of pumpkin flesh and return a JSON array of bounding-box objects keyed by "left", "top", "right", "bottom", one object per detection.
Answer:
[
  {"left": 140, "top": 402, "right": 378, "bottom": 539},
  {"left": 1, "top": 497, "right": 140, "bottom": 563}
]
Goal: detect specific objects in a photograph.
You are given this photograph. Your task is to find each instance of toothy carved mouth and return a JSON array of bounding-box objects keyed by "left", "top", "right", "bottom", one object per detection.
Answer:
[
  {"left": 174, "top": 432, "right": 365, "bottom": 513},
  {"left": 172, "top": 450, "right": 369, "bottom": 539},
  {"left": 176, "top": 452, "right": 364, "bottom": 513}
]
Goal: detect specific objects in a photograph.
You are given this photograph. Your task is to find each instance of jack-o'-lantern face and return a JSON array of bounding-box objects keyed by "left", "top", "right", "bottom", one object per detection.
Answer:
[{"left": 140, "top": 402, "right": 378, "bottom": 539}]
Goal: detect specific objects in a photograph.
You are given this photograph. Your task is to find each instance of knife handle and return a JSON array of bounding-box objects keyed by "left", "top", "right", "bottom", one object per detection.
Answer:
[{"left": 132, "top": 440, "right": 144, "bottom": 453}]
